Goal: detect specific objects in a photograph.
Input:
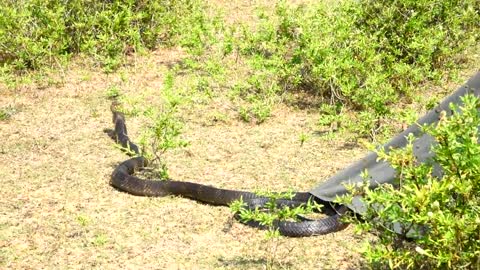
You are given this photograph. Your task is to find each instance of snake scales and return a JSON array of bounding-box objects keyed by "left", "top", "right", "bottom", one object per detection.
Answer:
[{"left": 110, "top": 104, "right": 348, "bottom": 237}]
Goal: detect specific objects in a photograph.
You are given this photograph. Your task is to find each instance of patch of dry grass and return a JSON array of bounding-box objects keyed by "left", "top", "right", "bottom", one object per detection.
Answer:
[
  {"left": 0, "top": 46, "right": 369, "bottom": 269},
  {"left": 1, "top": 1, "right": 478, "bottom": 269}
]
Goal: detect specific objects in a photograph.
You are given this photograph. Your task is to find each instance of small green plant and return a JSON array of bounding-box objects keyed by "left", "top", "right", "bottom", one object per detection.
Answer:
[
  {"left": 0, "top": 105, "right": 17, "bottom": 121},
  {"left": 137, "top": 69, "right": 189, "bottom": 179},
  {"left": 318, "top": 103, "right": 346, "bottom": 135},
  {"left": 230, "top": 190, "right": 323, "bottom": 235},
  {"left": 237, "top": 99, "right": 273, "bottom": 124},
  {"left": 92, "top": 233, "right": 108, "bottom": 247},
  {"left": 230, "top": 191, "right": 323, "bottom": 269},
  {"left": 76, "top": 215, "right": 90, "bottom": 227},
  {"left": 298, "top": 132, "right": 309, "bottom": 146},
  {"left": 238, "top": 106, "right": 251, "bottom": 122},
  {"left": 338, "top": 94, "right": 480, "bottom": 269},
  {"left": 139, "top": 106, "right": 188, "bottom": 179},
  {"left": 251, "top": 100, "right": 272, "bottom": 124},
  {"left": 195, "top": 77, "right": 214, "bottom": 99},
  {"left": 105, "top": 85, "right": 121, "bottom": 99},
  {"left": 162, "top": 69, "right": 186, "bottom": 109}
]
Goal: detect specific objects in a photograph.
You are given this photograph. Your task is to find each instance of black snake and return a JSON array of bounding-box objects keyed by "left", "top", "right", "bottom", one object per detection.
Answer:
[{"left": 110, "top": 104, "right": 348, "bottom": 236}]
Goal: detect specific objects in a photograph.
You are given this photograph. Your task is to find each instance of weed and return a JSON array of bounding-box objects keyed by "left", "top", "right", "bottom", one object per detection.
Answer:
[
  {"left": 162, "top": 69, "right": 186, "bottom": 109},
  {"left": 0, "top": 105, "right": 17, "bottom": 121},
  {"left": 195, "top": 77, "right": 214, "bottom": 98},
  {"left": 92, "top": 233, "right": 108, "bottom": 247},
  {"left": 138, "top": 106, "right": 188, "bottom": 179},
  {"left": 425, "top": 97, "right": 441, "bottom": 111},
  {"left": 105, "top": 85, "right": 121, "bottom": 99},
  {"left": 318, "top": 103, "right": 343, "bottom": 128},
  {"left": 397, "top": 108, "right": 419, "bottom": 127},
  {"left": 135, "top": 68, "right": 190, "bottom": 179},
  {"left": 76, "top": 215, "right": 90, "bottom": 227},
  {"left": 230, "top": 191, "right": 323, "bottom": 269},
  {"left": 230, "top": 191, "right": 323, "bottom": 235},
  {"left": 238, "top": 106, "right": 251, "bottom": 122},
  {"left": 298, "top": 132, "right": 309, "bottom": 146}
]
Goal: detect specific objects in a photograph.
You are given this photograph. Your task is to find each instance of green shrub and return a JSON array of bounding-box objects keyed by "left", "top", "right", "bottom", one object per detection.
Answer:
[
  {"left": 139, "top": 106, "right": 188, "bottom": 178},
  {"left": 338, "top": 94, "right": 480, "bottom": 269},
  {"left": 0, "top": 0, "right": 69, "bottom": 70},
  {"left": 137, "top": 69, "right": 188, "bottom": 179},
  {"left": 0, "top": 0, "right": 211, "bottom": 71},
  {"left": 349, "top": 0, "right": 480, "bottom": 96},
  {"left": 225, "top": 0, "right": 479, "bottom": 130}
]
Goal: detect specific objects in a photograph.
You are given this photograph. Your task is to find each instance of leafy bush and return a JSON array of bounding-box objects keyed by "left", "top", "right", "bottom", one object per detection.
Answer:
[
  {"left": 138, "top": 69, "right": 188, "bottom": 178},
  {"left": 349, "top": 0, "right": 480, "bottom": 97},
  {"left": 0, "top": 0, "right": 210, "bottom": 71},
  {"left": 138, "top": 105, "right": 188, "bottom": 179},
  {"left": 338, "top": 94, "right": 480, "bottom": 269},
  {"left": 225, "top": 0, "right": 479, "bottom": 130}
]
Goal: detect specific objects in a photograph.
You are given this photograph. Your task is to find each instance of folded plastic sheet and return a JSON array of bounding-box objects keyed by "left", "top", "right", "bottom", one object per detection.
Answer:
[{"left": 309, "top": 72, "right": 480, "bottom": 214}]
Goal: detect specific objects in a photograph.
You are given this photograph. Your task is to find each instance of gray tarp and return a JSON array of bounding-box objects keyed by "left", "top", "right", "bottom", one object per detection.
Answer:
[{"left": 310, "top": 72, "right": 480, "bottom": 214}]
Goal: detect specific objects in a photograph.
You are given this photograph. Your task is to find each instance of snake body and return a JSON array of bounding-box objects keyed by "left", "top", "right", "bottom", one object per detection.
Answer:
[{"left": 110, "top": 106, "right": 348, "bottom": 237}]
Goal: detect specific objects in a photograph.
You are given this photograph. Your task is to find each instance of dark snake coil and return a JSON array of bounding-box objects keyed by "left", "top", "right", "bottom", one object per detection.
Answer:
[{"left": 110, "top": 104, "right": 348, "bottom": 237}]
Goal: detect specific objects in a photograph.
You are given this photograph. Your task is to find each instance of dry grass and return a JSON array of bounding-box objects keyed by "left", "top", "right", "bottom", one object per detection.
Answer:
[
  {"left": 1, "top": 0, "right": 479, "bottom": 269},
  {"left": 1, "top": 33, "right": 478, "bottom": 270},
  {"left": 0, "top": 47, "right": 369, "bottom": 269}
]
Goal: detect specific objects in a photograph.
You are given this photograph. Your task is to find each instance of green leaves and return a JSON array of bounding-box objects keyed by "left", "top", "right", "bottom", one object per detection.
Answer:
[
  {"left": 229, "top": 190, "right": 323, "bottom": 238},
  {"left": 341, "top": 94, "right": 480, "bottom": 269},
  {"left": 216, "top": 0, "right": 479, "bottom": 135},
  {"left": 0, "top": 0, "right": 209, "bottom": 72}
]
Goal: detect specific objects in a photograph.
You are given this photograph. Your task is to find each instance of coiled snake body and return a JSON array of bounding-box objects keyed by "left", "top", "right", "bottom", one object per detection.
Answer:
[{"left": 110, "top": 105, "right": 348, "bottom": 237}]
